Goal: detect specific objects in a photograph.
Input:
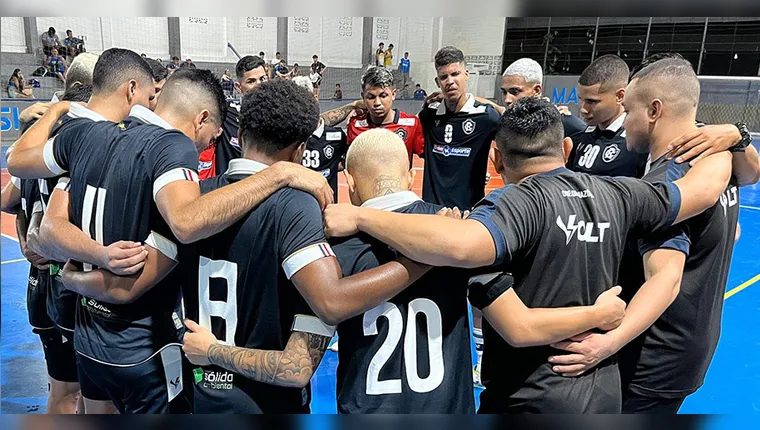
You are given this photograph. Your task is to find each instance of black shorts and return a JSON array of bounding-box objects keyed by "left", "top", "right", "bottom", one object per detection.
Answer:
[
  {"left": 76, "top": 345, "right": 190, "bottom": 414},
  {"left": 46, "top": 272, "right": 77, "bottom": 331},
  {"left": 28, "top": 267, "right": 54, "bottom": 330},
  {"left": 35, "top": 327, "right": 78, "bottom": 383},
  {"left": 622, "top": 390, "right": 686, "bottom": 414}
]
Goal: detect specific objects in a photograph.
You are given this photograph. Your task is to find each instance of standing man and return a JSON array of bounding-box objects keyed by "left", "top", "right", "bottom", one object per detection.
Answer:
[
  {"left": 418, "top": 46, "right": 501, "bottom": 210},
  {"left": 376, "top": 43, "right": 386, "bottom": 67},
  {"left": 399, "top": 52, "right": 411, "bottom": 97},
  {"left": 384, "top": 44, "right": 394, "bottom": 68},
  {"left": 310, "top": 55, "right": 326, "bottom": 99}
]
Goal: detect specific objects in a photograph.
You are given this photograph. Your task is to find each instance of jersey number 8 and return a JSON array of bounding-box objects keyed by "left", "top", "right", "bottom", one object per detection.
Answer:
[
  {"left": 198, "top": 257, "right": 238, "bottom": 344},
  {"left": 363, "top": 299, "right": 444, "bottom": 395},
  {"left": 302, "top": 150, "right": 321, "bottom": 169}
]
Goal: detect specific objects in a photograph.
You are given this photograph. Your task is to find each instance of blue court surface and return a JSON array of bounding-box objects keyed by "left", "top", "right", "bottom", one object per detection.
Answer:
[{"left": 2, "top": 145, "right": 760, "bottom": 416}]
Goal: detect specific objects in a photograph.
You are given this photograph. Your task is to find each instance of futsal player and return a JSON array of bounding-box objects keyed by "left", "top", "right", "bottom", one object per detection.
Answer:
[
  {"left": 328, "top": 129, "right": 627, "bottom": 414},
  {"left": 550, "top": 58, "right": 756, "bottom": 414},
  {"left": 324, "top": 97, "right": 733, "bottom": 413},
  {"left": 7, "top": 69, "right": 334, "bottom": 414}
]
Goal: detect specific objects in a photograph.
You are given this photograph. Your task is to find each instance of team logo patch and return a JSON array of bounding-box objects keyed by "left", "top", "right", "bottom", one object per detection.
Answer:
[
  {"left": 324, "top": 145, "right": 334, "bottom": 159},
  {"left": 602, "top": 144, "right": 621, "bottom": 163},
  {"left": 433, "top": 144, "right": 472, "bottom": 157},
  {"left": 462, "top": 118, "right": 476, "bottom": 135},
  {"left": 230, "top": 137, "right": 240, "bottom": 149},
  {"left": 395, "top": 128, "right": 408, "bottom": 141},
  {"left": 398, "top": 117, "right": 416, "bottom": 126},
  {"left": 198, "top": 161, "right": 212, "bottom": 172},
  {"left": 356, "top": 119, "right": 368, "bottom": 127}
]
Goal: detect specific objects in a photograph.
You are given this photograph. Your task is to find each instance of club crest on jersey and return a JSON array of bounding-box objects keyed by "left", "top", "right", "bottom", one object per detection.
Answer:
[
  {"left": 433, "top": 144, "right": 471, "bottom": 157},
  {"left": 462, "top": 118, "right": 476, "bottom": 135},
  {"left": 602, "top": 144, "right": 620, "bottom": 163},
  {"left": 356, "top": 119, "right": 368, "bottom": 127},
  {"left": 324, "top": 145, "right": 334, "bottom": 159},
  {"left": 395, "top": 128, "right": 408, "bottom": 141},
  {"left": 230, "top": 137, "right": 241, "bottom": 149}
]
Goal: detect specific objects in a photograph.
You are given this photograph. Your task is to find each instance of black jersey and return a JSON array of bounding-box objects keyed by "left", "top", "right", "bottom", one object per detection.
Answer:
[
  {"left": 47, "top": 105, "right": 199, "bottom": 366},
  {"left": 618, "top": 154, "right": 740, "bottom": 399},
  {"left": 332, "top": 192, "right": 474, "bottom": 414},
  {"left": 199, "top": 99, "right": 240, "bottom": 178},
  {"left": 302, "top": 120, "right": 348, "bottom": 202},
  {"left": 567, "top": 113, "right": 649, "bottom": 178},
  {"left": 419, "top": 94, "right": 501, "bottom": 210},
  {"left": 466, "top": 168, "right": 682, "bottom": 413},
  {"left": 562, "top": 113, "right": 587, "bottom": 143},
  {"left": 182, "top": 158, "right": 336, "bottom": 414}
]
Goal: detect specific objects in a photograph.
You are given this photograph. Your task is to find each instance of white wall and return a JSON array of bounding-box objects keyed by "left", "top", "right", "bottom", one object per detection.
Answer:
[
  {"left": 287, "top": 17, "right": 363, "bottom": 69},
  {"left": 287, "top": 17, "right": 323, "bottom": 67},
  {"left": 179, "top": 17, "right": 228, "bottom": 62},
  {"left": 1, "top": 17, "right": 26, "bottom": 53},
  {"left": 226, "top": 17, "right": 277, "bottom": 63}
]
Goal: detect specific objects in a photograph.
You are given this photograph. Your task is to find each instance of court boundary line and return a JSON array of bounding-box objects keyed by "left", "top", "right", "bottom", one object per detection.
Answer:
[
  {"left": 1, "top": 258, "right": 26, "bottom": 265},
  {"left": 740, "top": 205, "right": 760, "bottom": 211},
  {"left": 725, "top": 273, "right": 760, "bottom": 299},
  {"left": 2, "top": 233, "right": 19, "bottom": 242}
]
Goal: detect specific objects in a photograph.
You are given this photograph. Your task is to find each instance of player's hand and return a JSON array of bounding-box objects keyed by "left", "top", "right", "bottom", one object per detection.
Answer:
[
  {"left": 273, "top": 162, "right": 334, "bottom": 210},
  {"left": 556, "top": 105, "right": 571, "bottom": 116},
  {"left": 424, "top": 91, "right": 443, "bottom": 106},
  {"left": 22, "top": 244, "right": 50, "bottom": 270},
  {"left": 350, "top": 99, "right": 367, "bottom": 112},
  {"left": 19, "top": 102, "right": 52, "bottom": 125},
  {"left": 323, "top": 204, "right": 361, "bottom": 238},
  {"left": 548, "top": 331, "right": 618, "bottom": 377},
  {"left": 98, "top": 241, "right": 148, "bottom": 276},
  {"left": 666, "top": 124, "right": 742, "bottom": 166},
  {"left": 593, "top": 285, "right": 626, "bottom": 331},
  {"left": 436, "top": 207, "right": 469, "bottom": 220},
  {"left": 182, "top": 319, "right": 217, "bottom": 366}
]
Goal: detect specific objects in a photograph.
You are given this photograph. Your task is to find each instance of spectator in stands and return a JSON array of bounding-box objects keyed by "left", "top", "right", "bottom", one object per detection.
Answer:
[
  {"left": 144, "top": 58, "right": 168, "bottom": 110},
  {"left": 167, "top": 56, "right": 180, "bottom": 73},
  {"left": 334, "top": 83, "right": 343, "bottom": 100},
  {"left": 376, "top": 42, "right": 385, "bottom": 67},
  {"left": 7, "top": 69, "right": 34, "bottom": 98},
  {"left": 385, "top": 44, "right": 394, "bottom": 67},
  {"left": 49, "top": 48, "right": 68, "bottom": 83},
  {"left": 270, "top": 51, "right": 283, "bottom": 76},
  {"left": 310, "top": 54, "right": 326, "bottom": 98},
  {"left": 40, "top": 27, "right": 62, "bottom": 65},
  {"left": 221, "top": 69, "right": 235, "bottom": 96},
  {"left": 181, "top": 58, "right": 197, "bottom": 69},
  {"left": 414, "top": 83, "right": 427, "bottom": 100},
  {"left": 400, "top": 51, "right": 411, "bottom": 91},
  {"left": 274, "top": 59, "right": 290, "bottom": 79},
  {"left": 291, "top": 63, "right": 301, "bottom": 77},
  {"left": 63, "top": 30, "right": 81, "bottom": 58}
]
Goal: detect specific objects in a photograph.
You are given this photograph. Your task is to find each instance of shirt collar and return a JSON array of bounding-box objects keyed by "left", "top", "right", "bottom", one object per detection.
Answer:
[
  {"left": 68, "top": 103, "right": 107, "bottom": 122},
  {"left": 599, "top": 112, "right": 626, "bottom": 132},
  {"left": 312, "top": 118, "right": 325, "bottom": 138},
  {"left": 436, "top": 93, "right": 477, "bottom": 115},
  {"left": 128, "top": 105, "right": 175, "bottom": 130},
  {"left": 360, "top": 191, "right": 421, "bottom": 211},
  {"left": 226, "top": 158, "right": 269, "bottom": 176}
]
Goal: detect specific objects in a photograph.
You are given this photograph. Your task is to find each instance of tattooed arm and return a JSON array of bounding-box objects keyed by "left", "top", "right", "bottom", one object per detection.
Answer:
[
  {"left": 183, "top": 319, "right": 331, "bottom": 388},
  {"left": 320, "top": 100, "right": 366, "bottom": 127}
]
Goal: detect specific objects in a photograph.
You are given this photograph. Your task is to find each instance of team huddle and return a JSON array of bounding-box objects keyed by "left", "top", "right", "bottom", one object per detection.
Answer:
[{"left": 2, "top": 44, "right": 758, "bottom": 415}]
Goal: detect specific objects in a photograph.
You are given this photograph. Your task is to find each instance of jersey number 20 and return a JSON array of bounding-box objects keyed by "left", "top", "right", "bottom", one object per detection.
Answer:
[{"left": 363, "top": 299, "right": 444, "bottom": 395}]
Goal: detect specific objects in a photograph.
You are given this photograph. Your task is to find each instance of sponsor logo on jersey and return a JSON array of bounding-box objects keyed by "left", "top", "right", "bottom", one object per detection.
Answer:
[
  {"left": 398, "top": 117, "right": 416, "bottom": 126},
  {"left": 324, "top": 145, "right": 334, "bottom": 159},
  {"left": 719, "top": 185, "right": 739, "bottom": 217},
  {"left": 326, "top": 131, "right": 342, "bottom": 141},
  {"left": 356, "top": 119, "right": 368, "bottom": 127},
  {"left": 83, "top": 297, "right": 113, "bottom": 318},
  {"left": 433, "top": 144, "right": 472, "bottom": 157},
  {"left": 395, "top": 128, "right": 408, "bottom": 141},
  {"left": 230, "top": 137, "right": 240, "bottom": 149},
  {"left": 556, "top": 214, "right": 610, "bottom": 245},
  {"left": 462, "top": 118, "right": 476, "bottom": 135},
  {"left": 561, "top": 189, "right": 595, "bottom": 199},
  {"left": 197, "top": 368, "right": 234, "bottom": 390},
  {"left": 198, "top": 160, "right": 212, "bottom": 172},
  {"left": 320, "top": 168, "right": 331, "bottom": 178},
  {"left": 602, "top": 144, "right": 621, "bottom": 163},
  {"left": 172, "top": 312, "right": 183, "bottom": 330}
]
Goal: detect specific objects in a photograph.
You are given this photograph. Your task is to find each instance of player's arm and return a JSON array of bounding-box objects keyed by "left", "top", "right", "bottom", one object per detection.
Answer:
[
  {"left": 37, "top": 182, "right": 147, "bottom": 275},
  {"left": 22, "top": 206, "right": 51, "bottom": 270},
  {"left": 474, "top": 96, "right": 506, "bottom": 114},
  {"left": 320, "top": 100, "right": 366, "bottom": 127},
  {"left": 6, "top": 102, "right": 71, "bottom": 179},
  {"left": 1, "top": 177, "right": 22, "bottom": 214},
  {"left": 671, "top": 152, "right": 732, "bottom": 224},
  {"left": 183, "top": 318, "right": 332, "bottom": 388},
  {"left": 548, "top": 247, "right": 685, "bottom": 377}
]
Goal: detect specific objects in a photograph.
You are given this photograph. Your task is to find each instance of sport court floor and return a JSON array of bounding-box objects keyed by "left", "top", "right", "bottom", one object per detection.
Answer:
[{"left": 1, "top": 143, "right": 759, "bottom": 415}]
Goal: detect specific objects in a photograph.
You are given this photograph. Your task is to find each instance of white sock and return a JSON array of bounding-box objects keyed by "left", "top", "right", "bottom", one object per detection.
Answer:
[{"left": 473, "top": 328, "right": 484, "bottom": 374}]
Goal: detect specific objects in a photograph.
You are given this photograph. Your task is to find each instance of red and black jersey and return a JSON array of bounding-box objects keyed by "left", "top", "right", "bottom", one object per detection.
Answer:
[{"left": 347, "top": 109, "right": 424, "bottom": 165}]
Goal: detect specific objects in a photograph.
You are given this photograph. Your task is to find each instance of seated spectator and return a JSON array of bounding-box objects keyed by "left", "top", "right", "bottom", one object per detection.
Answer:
[
  {"left": 40, "top": 27, "right": 62, "bottom": 65},
  {"left": 181, "top": 58, "right": 197, "bottom": 69},
  {"left": 221, "top": 69, "right": 235, "bottom": 96},
  {"left": 166, "top": 56, "right": 180, "bottom": 73},
  {"left": 274, "top": 60, "right": 290, "bottom": 79},
  {"left": 414, "top": 83, "right": 427, "bottom": 100},
  {"left": 7, "top": 69, "right": 34, "bottom": 98},
  {"left": 49, "top": 48, "right": 68, "bottom": 83},
  {"left": 334, "top": 83, "right": 343, "bottom": 100},
  {"left": 63, "top": 30, "right": 82, "bottom": 58},
  {"left": 291, "top": 63, "right": 301, "bottom": 77}
]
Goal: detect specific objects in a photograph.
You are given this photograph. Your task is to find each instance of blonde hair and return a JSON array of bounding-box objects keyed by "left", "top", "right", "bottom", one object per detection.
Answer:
[
  {"left": 65, "top": 52, "right": 99, "bottom": 90},
  {"left": 346, "top": 128, "right": 409, "bottom": 178},
  {"left": 292, "top": 76, "right": 314, "bottom": 93}
]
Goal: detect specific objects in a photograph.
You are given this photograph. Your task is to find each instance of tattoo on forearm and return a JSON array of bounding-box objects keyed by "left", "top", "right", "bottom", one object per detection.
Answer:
[
  {"left": 373, "top": 175, "right": 402, "bottom": 197},
  {"left": 321, "top": 104, "right": 354, "bottom": 127},
  {"left": 207, "top": 332, "right": 331, "bottom": 387}
]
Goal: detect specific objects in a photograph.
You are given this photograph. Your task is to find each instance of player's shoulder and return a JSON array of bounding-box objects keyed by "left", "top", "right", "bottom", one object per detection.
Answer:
[
  {"left": 644, "top": 155, "right": 690, "bottom": 183},
  {"left": 323, "top": 125, "right": 346, "bottom": 141},
  {"left": 395, "top": 200, "right": 443, "bottom": 215},
  {"left": 199, "top": 175, "right": 227, "bottom": 195},
  {"left": 275, "top": 187, "right": 321, "bottom": 211},
  {"left": 561, "top": 114, "right": 587, "bottom": 137}
]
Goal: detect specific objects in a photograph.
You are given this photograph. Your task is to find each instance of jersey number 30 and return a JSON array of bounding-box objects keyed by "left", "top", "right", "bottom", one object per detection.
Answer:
[
  {"left": 577, "top": 145, "right": 600, "bottom": 169},
  {"left": 363, "top": 299, "right": 444, "bottom": 395}
]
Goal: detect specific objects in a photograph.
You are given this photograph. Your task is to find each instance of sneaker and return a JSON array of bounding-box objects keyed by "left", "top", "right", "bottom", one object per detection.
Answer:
[{"left": 473, "top": 366, "right": 484, "bottom": 389}]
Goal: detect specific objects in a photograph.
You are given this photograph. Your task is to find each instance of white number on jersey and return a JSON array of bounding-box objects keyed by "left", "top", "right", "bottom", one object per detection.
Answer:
[
  {"left": 198, "top": 257, "right": 238, "bottom": 344},
  {"left": 302, "top": 150, "right": 321, "bottom": 169},
  {"left": 444, "top": 124, "right": 453, "bottom": 144},
  {"left": 577, "top": 144, "right": 600, "bottom": 169},
  {"left": 363, "top": 298, "right": 445, "bottom": 395},
  {"left": 81, "top": 185, "right": 107, "bottom": 272}
]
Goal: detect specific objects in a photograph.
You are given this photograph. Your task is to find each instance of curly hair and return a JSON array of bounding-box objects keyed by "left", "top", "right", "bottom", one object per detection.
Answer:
[
  {"left": 495, "top": 97, "right": 564, "bottom": 168},
  {"left": 238, "top": 79, "right": 320, "bottom": 155}
]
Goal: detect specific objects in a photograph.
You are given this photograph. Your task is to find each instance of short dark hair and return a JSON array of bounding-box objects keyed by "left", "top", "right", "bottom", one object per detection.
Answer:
[
  {"left": 259, "top": 51, "right": 265, "bottom": 56},
  {"left": 313, "top": 54, "right": 318, "bottom": 59},
  {"left": 235, "top": 55, "right": 266, "bottom": 80},
  {"left": 172, "top": 56, "right": 179, "bottom": 61},
  {"left": 630, "top": 58, "right": 700, "bottom": 116},
  {"left": 161, "top": 68, "right": 227, "bottom": 124},
  {"left": 92, "top": 48, "right": 154, "bottom": 95},
  {"left": 48, "top": 27, "right": 55, "bottom": 33},
  {"left": 276, "top": 51, "right": 281, "bottom": 55},
  {"left": 415, "top": 84, "right": 420, "bottom": 87},
  {"left": 578, "top": 54, "right": 629, "bottom": 92},
  {"left": 379, "top": 42, "right": 385, "bottom": 46},
  {"left": 388, "top": 44, "right": 394, "bottom": 48},
  {"left": 61, "top": 83, "right": 93, "bottom": 102},
  {"left": 629, "top": 52, "right": 688, "bottom": 81},
  {"left": 495, "top": 97, "right": 564, "bottom": 169},
  {"left": 361, "top": 67, "right": 394, "bottom": 91},
  {"left": 434, "top": 46, "right": 465, "bottom": 69},
  {"left": 66, "top": 29, "right": 72, "bottom": 34},
  {"left": 238, "top": 79, "right": 320, "bottom": 155},
  {"left": 404, "top": 52, "right": 409, "bottom": 55},
  {"left": 144, "top": 58, "right": 168, "bottom": 82}
]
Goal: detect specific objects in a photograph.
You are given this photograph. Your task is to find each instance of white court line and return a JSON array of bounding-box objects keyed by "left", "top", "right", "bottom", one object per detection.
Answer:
[
  {"left": 740, "top": 205, "right": 760, "bottom": 211},
  {"left": 1, "top": 233, "right": 19, "bottom": 242},
  {"left": 1, "top": 258, "right": 26, "bottom": 265}
]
